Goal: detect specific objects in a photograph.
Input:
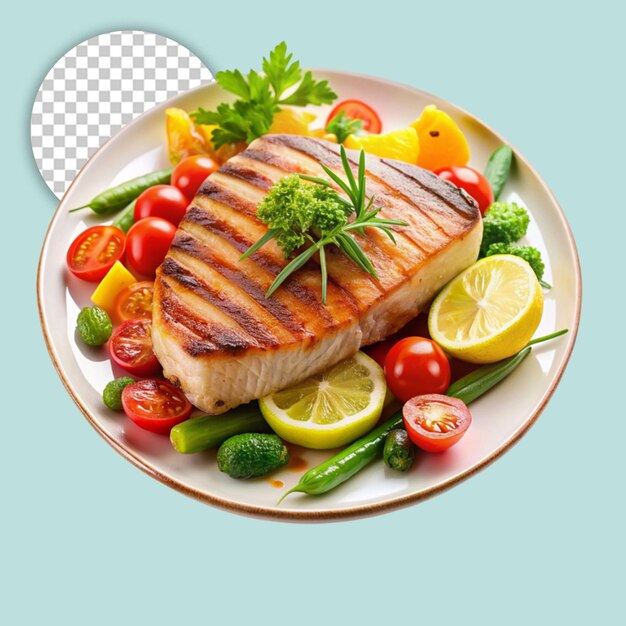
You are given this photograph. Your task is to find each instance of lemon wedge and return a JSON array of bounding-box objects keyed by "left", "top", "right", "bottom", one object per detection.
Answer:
[
  {"left": 428, "top": 254, "right": 544, "bottom": 364},
  {"left": 259, "top": 352, "right": 386, "bottom": 449}
]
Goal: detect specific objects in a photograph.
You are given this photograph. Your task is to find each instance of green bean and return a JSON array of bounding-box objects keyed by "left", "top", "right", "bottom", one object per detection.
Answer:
[
  {"left": 112, "top": 200, "right": 136, "bottom": 233},
  {"left": 170, "top": 404, "right": 271, "bottom": 454},
  {"left": 383, "top": 429, "right": 415, "bottom": 472},
  {"left": 279, "top": 328, "right": 568, "bottom": 503},
  {"left": 447, "top": 329, "right": 567, "bottom": 404},
  {"left": 484, "top": 146, "right": 513, "bottom": 200},
  {"left": 70, "top": 168, "right": 172, "bottom": 215},
  {"left": 446, "top": 347, "right": 532, "bottom": 404},
  {"left": 277, "top": 413, "right": 403, "bottom": 504}
]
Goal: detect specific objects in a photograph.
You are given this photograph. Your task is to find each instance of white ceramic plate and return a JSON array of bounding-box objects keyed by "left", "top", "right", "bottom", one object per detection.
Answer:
[{"left": 38, "top": 70, "right": 581, "bottom": 521}]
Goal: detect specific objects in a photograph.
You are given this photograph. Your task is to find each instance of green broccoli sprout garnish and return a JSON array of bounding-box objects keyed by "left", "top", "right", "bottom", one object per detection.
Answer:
[
  {"left": 480, "top": 201, "right": 530, "bottom": 256},
  {"left": 256, "top": 174, "right": 350, "bottom": 257},
  {"left": 484, "top": 243, "right": 545, "bottom": 280}
]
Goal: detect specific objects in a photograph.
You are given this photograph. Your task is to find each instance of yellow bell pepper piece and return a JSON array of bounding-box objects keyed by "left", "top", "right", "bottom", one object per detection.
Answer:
[
  {"left": 269, "top": 108, "right": 317, "bottom": 136},
  {"left": 345, "top": 127, "right": 420, "bottom": 164},
  {"left": 91, "top": 261, "right": 137, "bottom": 316},
  {"left": 411, "top": 105, "right": 470, "bottom": 171}
]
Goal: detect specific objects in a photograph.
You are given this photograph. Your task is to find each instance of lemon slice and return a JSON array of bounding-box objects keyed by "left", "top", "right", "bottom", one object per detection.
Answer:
[
  {"left": 259, "top": 352, "right": 386, "bottom": 449},
  {"left": 428, "top": 254, "right": 544, "bottom": 364}
]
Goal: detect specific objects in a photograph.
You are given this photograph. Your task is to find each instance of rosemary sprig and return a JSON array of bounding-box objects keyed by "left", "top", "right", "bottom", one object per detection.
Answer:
[{"left": 241, "top": 146, "right": 407, "bottom": 303}]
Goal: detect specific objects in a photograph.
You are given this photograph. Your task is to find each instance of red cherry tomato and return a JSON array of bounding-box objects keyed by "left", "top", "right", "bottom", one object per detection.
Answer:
[
  {"left": 384, "top": 337, "right": 451, "bottom": 403},
  {"left": 114, "top": 281, "right": 154, "bottom": 323},
  {"left": 134, "top": 185, "right": 189, "bottom": 227},
  {"left": 435, "top": 166, "right": 494, "bottom": 214},
  {"left": 125, "top": 217, "right": 177, "bottom": 277},
  {"left": 403, "top": 394, "right": 472, "bottom": 453},
  {"left": 109, "top": 318, "right": 161, "bottom": 377},
  {"left": 66, "top": 225, "right": 125, "bottom": 282},
  {"left": 122, "top": 379, "right": 192, "bottom": 435},
  {"left": 171, "top": 155, "right": 219, "bottom": 201},
  {"left": 327, "top": 99, "right": 382, "bottom": 134}
]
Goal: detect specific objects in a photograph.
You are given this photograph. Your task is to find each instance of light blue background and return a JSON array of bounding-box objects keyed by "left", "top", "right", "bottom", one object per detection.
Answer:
[{"left": 2, "top": 1, "right": 623, "bottom": 624}]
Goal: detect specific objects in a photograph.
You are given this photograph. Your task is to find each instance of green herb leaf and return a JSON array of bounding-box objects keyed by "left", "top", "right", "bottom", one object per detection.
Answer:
[
  {"left": 191, "top": 43, "right": 338, "bottom": 149},
  {"left": 262, "top": 41, "right": 302, "bottom": 98},
  {"left": 326, "top": 111, "right": 363, "bottom": 144},
  {"left": 279, "top": 71, "right": 337, "bottom": 106},
  {"left": 214, "top": 69, "right": 251, "bottom": 99}
]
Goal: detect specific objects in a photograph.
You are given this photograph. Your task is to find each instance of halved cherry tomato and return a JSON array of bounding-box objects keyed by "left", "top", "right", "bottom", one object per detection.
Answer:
[
  {"left": 403, "top": 394, "right": 472, "bottom": 453},
  {"left": 436, "top": 166, "right": 494, "bottom": 214},
  {"left": 125, "top": 217, "right": 177, "bottom": 278},
  {"left": 109, "top": 318, "right": 161, "bottom": 377},
  {"left": 327, "top": 99, "right": 382, "bottom": 134},
  {"left": 66, "top": 225, "right": 125, "bottom": 282},
  {"left": 171, "top": 155, "right": 219, "bottom": 201},
  {"left": 122, "top": 379, "right": 192, "bottom": 434},
  {"left": 134, "top": 185, "right": 189, "bottom": 227},
  {"left": 384, "top": 337, "right": 451, "bottom": 403},
  {"left": 114, "top": 281, "right": 154, "bottom": 323}
]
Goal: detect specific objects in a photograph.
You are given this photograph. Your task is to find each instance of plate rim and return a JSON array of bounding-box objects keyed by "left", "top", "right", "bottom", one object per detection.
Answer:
[{"left": 37, "top": 69, "right": 582, "bottom": 522}]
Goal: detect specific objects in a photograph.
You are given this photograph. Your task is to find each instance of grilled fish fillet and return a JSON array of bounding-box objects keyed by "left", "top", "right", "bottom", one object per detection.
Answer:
[{"left": 152, "top": 134, "right": 482, "bottom": 414}]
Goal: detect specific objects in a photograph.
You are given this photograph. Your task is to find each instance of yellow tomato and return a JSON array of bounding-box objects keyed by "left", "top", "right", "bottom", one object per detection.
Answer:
[
  {"left": 345, "top": 127, "right": 419, "bottom": 163},
  {"left": 411, "top": 105, "right": 470, "bottom": 171}
]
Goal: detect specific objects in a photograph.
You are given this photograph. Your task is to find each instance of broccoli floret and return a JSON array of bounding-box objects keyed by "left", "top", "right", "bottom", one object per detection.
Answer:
[
  {"left": 485, "top": 243, "right": 545, "bottom": 280},
  {"left": 257, "top": 175, "right": 349, "bottom": 257},
  {"left": 480, "top": 201, "right": 530, "bottom": 256}
]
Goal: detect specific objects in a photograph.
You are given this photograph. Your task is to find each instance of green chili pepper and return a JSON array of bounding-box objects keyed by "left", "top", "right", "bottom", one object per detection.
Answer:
[
  {"left": 279, "top": 328, "right": 568, "bottom": 504},
  {"left": 447, "top": 329, "right": 568, "bottom": 404},
  {"left": 484, "top": 146, "right": 513, "bottom": 200},
  {"left": 112, "top": 200, "right": 136, "bottom": 233},
  {"left": 383, "top": 429, "right": 415, "bottom": 472},
  {"left": 70, "top": 168, "right": 172, "bottom": 215},
  {"left": 277, "top": 413, "right": 403, "bottom": 504}
]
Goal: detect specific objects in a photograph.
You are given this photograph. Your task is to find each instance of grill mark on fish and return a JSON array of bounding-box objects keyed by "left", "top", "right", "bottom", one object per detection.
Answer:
[
  {"left": 382, "top": 159, "right": 478, "bottom": 217},
  {"left": 196, "top": 179, "right": 262, "bottom": 223},
  {"left": 240, "top": 147, "right": 306, "bottom": 173},
  {"left": 180, "top": 212, "right": 348, "bottom": 327},
  {"left": 171, "top": 231, "right": 310, "bottom": 336},
  {"left": 158, "top": 283, "right": 250, "bottom": 354},
  {"left": 160, "top": 257, "right": 281, "bottom": 347},
  {"left": 183, "top": 206, "right": 283, "bottom": 273},
  {"left": 218, "top": 162, "right": 274, "bottom": 191}
]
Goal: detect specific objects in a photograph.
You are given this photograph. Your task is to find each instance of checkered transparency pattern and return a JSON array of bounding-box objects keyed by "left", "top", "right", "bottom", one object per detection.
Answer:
[{"left": 31, "top": 30, "right": 213, "bottom": 198}]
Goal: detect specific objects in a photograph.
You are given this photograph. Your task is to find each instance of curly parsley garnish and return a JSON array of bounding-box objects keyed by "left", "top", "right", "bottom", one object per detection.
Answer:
[
  {"left": 241, "top": 147, "right": 407, "bottom": 303},
  {"left": 191, "top": 42, "right": 337, "bottom": 148}
]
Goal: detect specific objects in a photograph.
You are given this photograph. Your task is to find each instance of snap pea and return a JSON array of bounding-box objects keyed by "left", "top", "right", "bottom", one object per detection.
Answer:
[
  {"left": 279, "top": 328, "right": 568, "bottom": 503},
  {"left": 170, "top": 404, "right": 271, "bottom": 454},
  {"left": 70, "top": 167, "right": 172, "bottom": 215},
  {"left": 484, "top": 146, "right": 513, "bottom": 200},
  {"left": 112, "top": 200, "right": 136, "bottom": 233},
  {"left": 383, "top": 429, "right": 415, "bottom": 472}
]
